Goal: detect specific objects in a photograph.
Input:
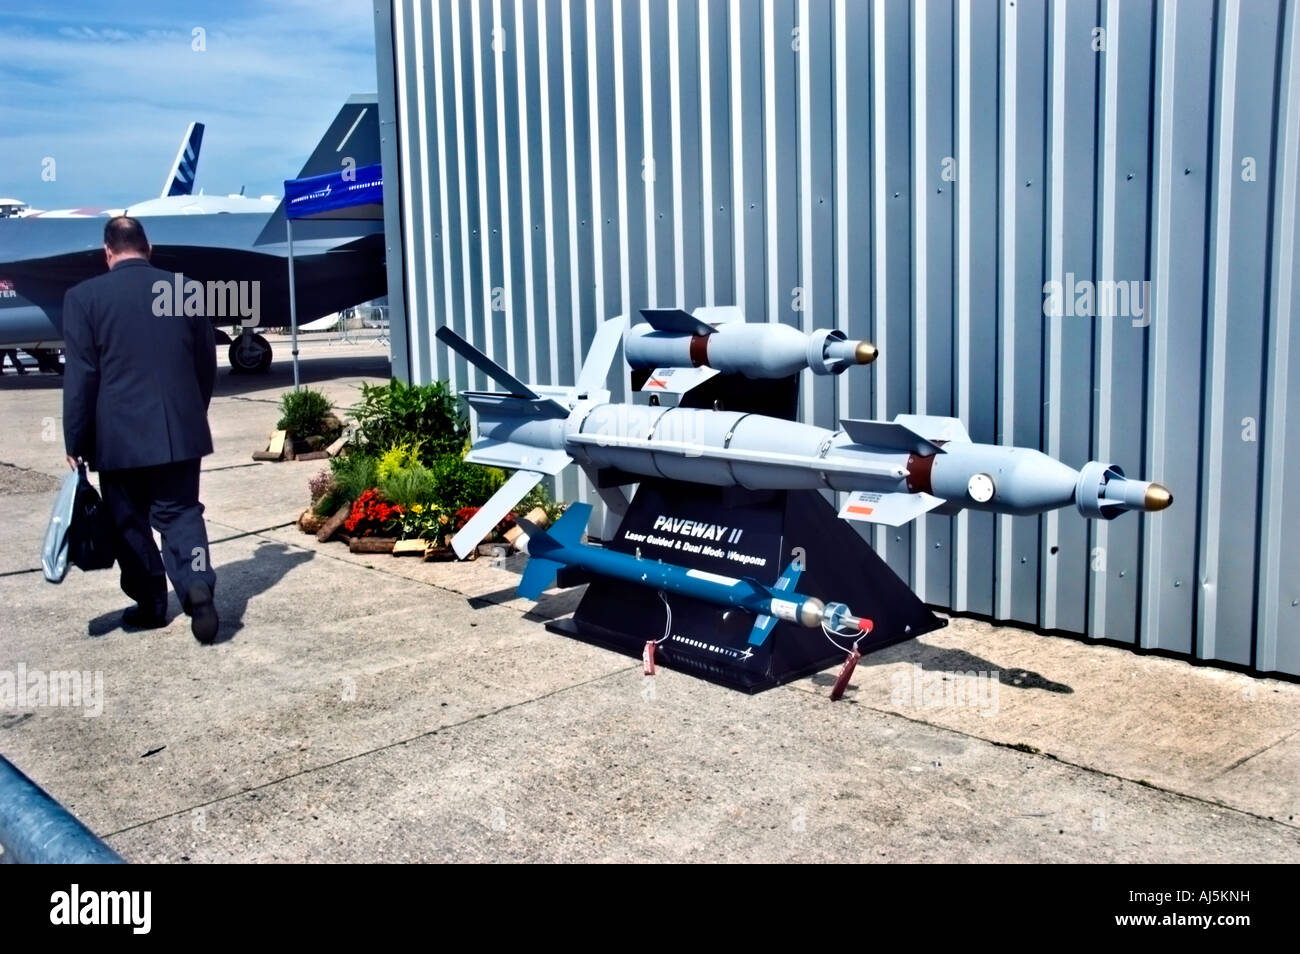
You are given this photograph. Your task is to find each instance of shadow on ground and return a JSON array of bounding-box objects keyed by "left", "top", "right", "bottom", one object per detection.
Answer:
[
  {"left": 87, "top": 539, "right": 314, "bottom": 642},
  {"left": 808, "top": 643, "right": 1074, "bottom": 697}
]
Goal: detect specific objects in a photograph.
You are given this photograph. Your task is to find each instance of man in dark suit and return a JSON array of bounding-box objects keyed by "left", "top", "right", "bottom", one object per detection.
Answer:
[{"left": 62, "top": 216, "right": 220, "bottom": 643}]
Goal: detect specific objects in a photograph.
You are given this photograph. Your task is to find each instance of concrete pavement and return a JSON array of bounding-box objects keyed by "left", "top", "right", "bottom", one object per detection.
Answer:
[{"left": 1, "top": 334, "right": 1296, "bottom": 862}]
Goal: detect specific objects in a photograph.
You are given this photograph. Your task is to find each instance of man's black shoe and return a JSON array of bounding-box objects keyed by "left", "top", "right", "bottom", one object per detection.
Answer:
[
  {"left": 187, "top": 582, "right": 219, "bottom": 644},
  {"left": 121, "top": 605, "right": 167, "bottom": 629}
]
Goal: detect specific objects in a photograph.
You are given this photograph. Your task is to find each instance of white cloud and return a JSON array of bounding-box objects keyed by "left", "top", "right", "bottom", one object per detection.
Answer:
[{"left": 0, "top": 0, "right": 377, "bottom": 207}]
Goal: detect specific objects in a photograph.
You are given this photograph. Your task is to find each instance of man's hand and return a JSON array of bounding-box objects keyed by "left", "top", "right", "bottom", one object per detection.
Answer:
[{"left": 66, "top": 455, "right": 79, "bottom": 471}]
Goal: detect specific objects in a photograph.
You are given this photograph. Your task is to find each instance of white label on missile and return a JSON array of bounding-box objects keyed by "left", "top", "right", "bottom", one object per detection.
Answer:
[
  {"left": 685, "top": 568, "right": 741, "bottom": 586},
  {"left": 769, "top": 598, "right": 799, "bottom": 622}
]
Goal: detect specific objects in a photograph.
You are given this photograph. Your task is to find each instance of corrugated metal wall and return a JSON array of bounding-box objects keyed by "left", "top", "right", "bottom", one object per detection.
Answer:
[{"left": 374, "top": 0, "right": 1300, "bottom": 676}]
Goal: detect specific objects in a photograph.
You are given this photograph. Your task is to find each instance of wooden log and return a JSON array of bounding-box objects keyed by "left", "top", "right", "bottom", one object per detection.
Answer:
[
  {"left": 503, "top": 507, "right": 549, "bottom": 549},
  {"left": 295, "top": 450, "right": 331, "bottom": 461},
  {"left": 350, "top": 536, "right": 396, "bottom": 554},
  {"left": 251, "top": 450, "right": 282, "bottom": 462},
  {"left": 325, "top": 431, "right": 352, "bottom": 457},
  {"left": 298, "top": 509, "right": 327, "bottom": 534},
  {"left": 316, "top": 501, "right": 352, "bottom": 542},
  {"left": 425, "top": 545, "right": 473, "bottom": 562}
]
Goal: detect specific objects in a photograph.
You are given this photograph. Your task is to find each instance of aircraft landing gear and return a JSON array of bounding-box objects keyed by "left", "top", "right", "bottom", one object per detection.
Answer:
[
  {"left": 229, "top": 329, "right": 272, "bottom": 374},
  {"left": 30, "top": 349, "right": 63, "bottom": 374}
]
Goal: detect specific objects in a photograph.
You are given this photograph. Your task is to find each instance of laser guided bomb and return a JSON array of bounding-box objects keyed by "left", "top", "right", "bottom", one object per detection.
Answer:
[
  {"left": 436, "top": 317, "right": 1172, "bottom": 559},
  {"left": 516, "top": 503, "right": 873, "bottom": 649},
  {"left": 624, "top": 305, "right": 878, "bottom": 378}
]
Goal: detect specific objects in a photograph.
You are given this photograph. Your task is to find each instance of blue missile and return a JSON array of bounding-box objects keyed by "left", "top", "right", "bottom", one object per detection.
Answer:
[{"left": 516, "top": 503, "right": 871, "bottom": 646}]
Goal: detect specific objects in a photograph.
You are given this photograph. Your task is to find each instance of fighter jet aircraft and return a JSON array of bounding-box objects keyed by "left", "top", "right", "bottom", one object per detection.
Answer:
[{"left": 0, "top": 95, "right": 385, "bottom": 373}]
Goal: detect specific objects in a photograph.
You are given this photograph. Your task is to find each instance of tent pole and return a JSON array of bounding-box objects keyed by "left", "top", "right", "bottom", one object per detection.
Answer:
[{"left": 286, "top": 216, "right": 301, "bottom": 390}]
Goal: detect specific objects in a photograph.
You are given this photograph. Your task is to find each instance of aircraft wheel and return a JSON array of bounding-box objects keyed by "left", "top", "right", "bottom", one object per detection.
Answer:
[
  {"left": 229, "top": 334, "right": 272, "bottom": 374},
  {"left": 31, "top": 349, "right": 63, "bottom": 374}
]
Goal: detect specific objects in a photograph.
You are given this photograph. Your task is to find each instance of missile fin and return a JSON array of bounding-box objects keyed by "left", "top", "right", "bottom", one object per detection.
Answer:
[
  {"left": 518, "top": 556, "right": 564, "bottom": 600},
  {"left": 840, "top": 418, "right": 944, "bottom": 455},
  {"left": 839, "top": 490, "right": 946, "bottom": 527},
  {"left": 639, "top": 308, "right": 714, "bottom": 335},
  {"left": 540, "top": 502, "right": 592, "bottom": 550},
  {"left": 450, "top": 469, "right": 546, "bottom": 559},
  {"left": 435, "top": 325, "right": 567, "bottom": 416},
  {"left": 516, "top": 504, "right": 593, "bottom": 598},
  {"left": 691, "top": 305, "right": 745, "bottom": 326},
  {"left": 749, "top": 614, "right": 778, "bottom": 646},
  {"left": 748, "top": 559, "right": 803, "bottom": 646},
  {"left": 575, "top": 317, "right": 628, "bottom": 396},
  {"left": 893, "top": 414, "right": 971, "bottom": 444}
]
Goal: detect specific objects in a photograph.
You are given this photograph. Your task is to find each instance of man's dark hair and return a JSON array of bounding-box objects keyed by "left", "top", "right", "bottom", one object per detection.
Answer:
[{"left": 103, "top": 216, "right": 150, "bottom": 255}]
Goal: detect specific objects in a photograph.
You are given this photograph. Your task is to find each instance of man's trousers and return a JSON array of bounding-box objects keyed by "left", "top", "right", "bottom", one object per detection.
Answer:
[{"left": 98, "top": 458, "right": 216, "bottom": 616}]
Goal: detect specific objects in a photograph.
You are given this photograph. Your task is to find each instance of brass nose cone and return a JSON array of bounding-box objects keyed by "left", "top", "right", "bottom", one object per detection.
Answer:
[
  {"left": 855, "top": 341, "right": 879, "bottom": 365},
  {"left": 1144, "top": 483, "right": 1173, "bottom": 511}
]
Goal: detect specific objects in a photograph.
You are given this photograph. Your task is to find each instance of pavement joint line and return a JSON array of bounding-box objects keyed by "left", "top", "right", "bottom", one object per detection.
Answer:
[
  {"left": 1213, "top": 726, "right": 1300, "bottom": 778},
  {"left": 776, "top": 681, "right": 1300, "bottom": 833},
  {"left": 203, "top": 462, "right": 266, "bottom": 474},
  {"left": 209, "top": 522, "right": 297, "bottom": 545},
  {"left": 0, "top": 520, "right": 300, "bottom": 579},
  {"left": 99, "top": 662, "right": 640, "bottom": 843},
  {"left": 219, "top": 395, "right": 282, "bottom": 407}
]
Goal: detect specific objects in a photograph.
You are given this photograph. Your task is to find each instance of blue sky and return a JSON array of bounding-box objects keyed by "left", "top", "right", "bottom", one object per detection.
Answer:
[{"left": 0, "top": 0, "right": 377, "bottom": 208}]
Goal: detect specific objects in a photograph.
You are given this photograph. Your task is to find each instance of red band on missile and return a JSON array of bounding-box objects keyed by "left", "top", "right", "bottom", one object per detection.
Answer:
[
  {"left": 905, "top": 453, "right": 935, "bottom": 494},
  {"left": 689, "top": 334, "right": 710, "bottom": 368}
]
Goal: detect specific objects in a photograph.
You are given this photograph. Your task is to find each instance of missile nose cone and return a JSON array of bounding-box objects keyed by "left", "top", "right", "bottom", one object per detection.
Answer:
[
  {"left": 1144, "top": 483, "right": 1173, "bottom": 512},
  {"left": 854, "top": 341, "right": 879, "bottom": 365}
]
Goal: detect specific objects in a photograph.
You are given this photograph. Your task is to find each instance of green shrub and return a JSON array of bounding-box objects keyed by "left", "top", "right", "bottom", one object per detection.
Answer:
[
  {"left": 312, "top": 487, "right": 347, "bottom": 517},
  {"left": 426, "top": 454, "right": 506, "bottom": 512},
  {"left": 376, "top": 441, "right": 422, "bottom": 482},
  {"left": 378, "top": 463, "right": 440, "bottom": 509},
  {"left": 352, "top": 378, "right": 466, "bottom": 462},
  {"left": 329, "top": 451, "right": 378, "bottom": 503},
  {"left": 277, "top": 387, "right": 333, "bottom": 437}
]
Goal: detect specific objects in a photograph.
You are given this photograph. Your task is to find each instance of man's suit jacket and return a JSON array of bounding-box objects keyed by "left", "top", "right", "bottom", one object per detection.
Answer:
[{"left": 62, "top": 258, "right": 217, "bottom": 472}]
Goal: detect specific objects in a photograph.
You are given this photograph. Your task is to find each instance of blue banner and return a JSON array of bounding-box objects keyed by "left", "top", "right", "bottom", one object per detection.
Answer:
[{"left": 283, "top": 163, "right": 383, "bottom": 220}]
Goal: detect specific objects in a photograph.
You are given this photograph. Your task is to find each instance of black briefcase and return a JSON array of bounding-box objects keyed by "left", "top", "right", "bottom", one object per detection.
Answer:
[{"left": 68, "top": 466, "right": 116, "bottom": 572}]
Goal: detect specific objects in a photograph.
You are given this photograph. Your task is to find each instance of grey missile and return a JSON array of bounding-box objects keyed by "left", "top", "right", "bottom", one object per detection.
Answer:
[
  {"left": 625, "top": 306, "right": 877, "bottom": 377},
  {"left": 434, "top": 319, "right": 1172, "bottom": 557}
]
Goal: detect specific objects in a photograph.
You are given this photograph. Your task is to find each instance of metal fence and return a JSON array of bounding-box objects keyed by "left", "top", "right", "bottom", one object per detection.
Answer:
[{"left": 374, "top": 0, "right": 1300, "bottom": 676}]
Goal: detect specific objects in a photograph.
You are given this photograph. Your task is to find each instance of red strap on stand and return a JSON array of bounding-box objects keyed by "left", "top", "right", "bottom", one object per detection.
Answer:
[
  {"left": 829, "top": 648, "right": 860, "bottom": 701},
  {"left": 829, "top": 617, "right": 873, "bottom": 702},
  {"left": 643, "top": 640, "right": 656, "bottom": 676}
]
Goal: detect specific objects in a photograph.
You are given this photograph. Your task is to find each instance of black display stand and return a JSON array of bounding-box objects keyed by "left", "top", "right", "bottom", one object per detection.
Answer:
[{"left": 546, "top": 477, "right": 946, "bottom": 693}]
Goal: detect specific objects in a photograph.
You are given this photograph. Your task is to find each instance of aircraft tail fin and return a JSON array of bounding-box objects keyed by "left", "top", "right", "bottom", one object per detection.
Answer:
[{"left": 162, "top": 122, "right": 205, "bottom": 197}]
